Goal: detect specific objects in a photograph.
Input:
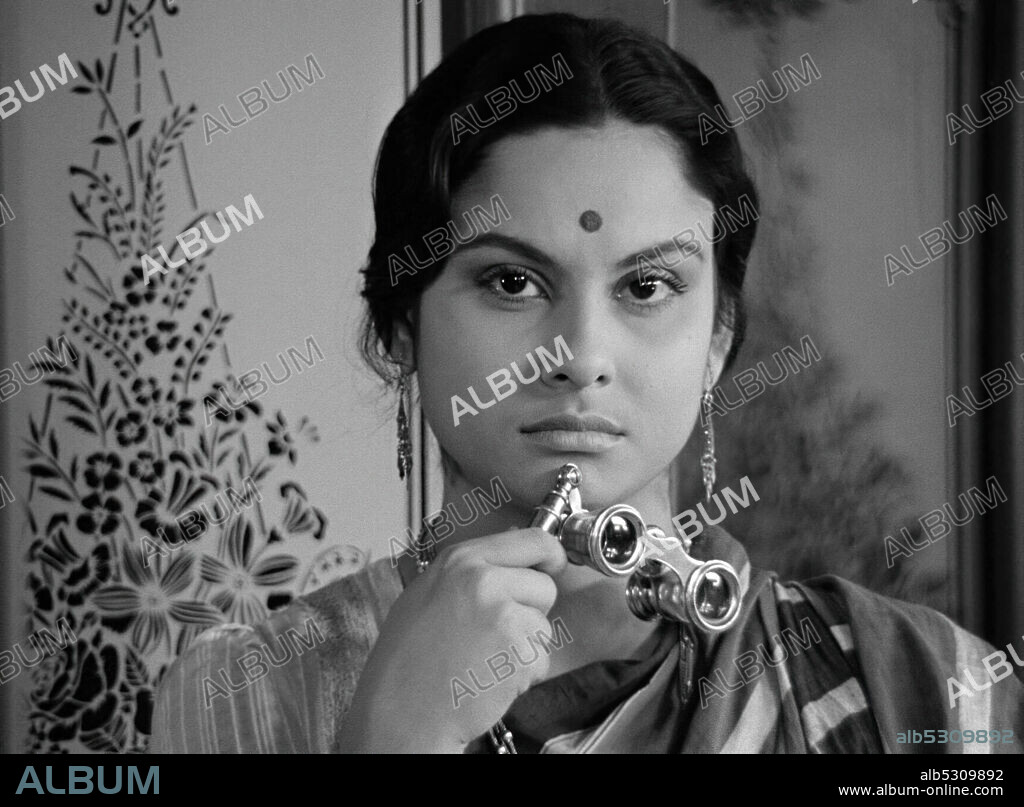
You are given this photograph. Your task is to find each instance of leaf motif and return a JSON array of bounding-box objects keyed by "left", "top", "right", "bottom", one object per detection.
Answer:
[
  {"left": 92, "top": 135, "right": 117, "bottom": 146},
  {"left": 28, "top": 464, "right": 60, "bottom": 480},
  {"left": 70, "top": 193, "right": 93, "bottom": 226},
  {"left": 126, "top": 119, "right": 143, "bottom": 139},
  {"left": 125, "top": 647, "right": 149, "bottom": 688},
  {"left": 49, "top": 431, "right": 58, "bottom": 459},
  {"left": 58, "top": 394, "right": 92, "bottom": 416},
  {"left": 99, "top": 381, "right": 111, "bottom": 409},
  {"left": 199, "top": 473, "right": 219, "bottom": 489},
  {"left": 46, "top": 513, "right": 69, "bottom": 534},
  {"left": 39, "top": 485, "right": 73, "bottom": 502},
  {"left": 71, "top": 85, "right": 93, "bottom": 95},
  {"left": 67, "top": 415, "right": 97, "bottom": 435},
  {"left": 169, "top": 449, "right": 191, "bottom": 466},
  {"left": 85, "top": 355, "right": 96, "bottom": 389},
  {"left": 45, "top": 378, "right": 84, "bottom": 393}
]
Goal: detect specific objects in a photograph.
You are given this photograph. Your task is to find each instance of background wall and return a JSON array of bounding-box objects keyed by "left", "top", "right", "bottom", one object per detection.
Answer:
[{"left": 666, "top": 0, "right": 951, "bottom": 605}]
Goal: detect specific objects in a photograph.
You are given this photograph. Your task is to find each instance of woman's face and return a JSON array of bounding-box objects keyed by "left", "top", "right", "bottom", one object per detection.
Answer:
[{"left": 411, "top": 119, "right": 727, "bottom": 508}]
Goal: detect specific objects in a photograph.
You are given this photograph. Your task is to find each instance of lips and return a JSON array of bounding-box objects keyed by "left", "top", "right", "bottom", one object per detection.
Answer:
[{"left": 521, "top": 413, "right": 623, "bottom": 434}]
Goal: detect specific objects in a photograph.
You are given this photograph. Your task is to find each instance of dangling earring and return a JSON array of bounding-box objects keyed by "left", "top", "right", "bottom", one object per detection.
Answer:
[
  {"left": 700, "top": 388, "right": 717, "bottom": 503},
  {"left": 396, "top": 375, "right": 413, "bottom": 481}
]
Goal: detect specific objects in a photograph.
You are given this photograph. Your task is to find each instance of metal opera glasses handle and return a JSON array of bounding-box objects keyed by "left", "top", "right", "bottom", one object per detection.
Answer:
[
  {"left": 530, "top": 463, "right": 646, "bottom": 577},
  {"left": 625, "top": 526, "right": 742, "bottom": 634}
]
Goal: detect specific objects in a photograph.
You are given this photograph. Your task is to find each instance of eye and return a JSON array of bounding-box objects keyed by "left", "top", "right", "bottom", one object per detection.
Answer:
[
  {"left": 616, "top": 270, "right": 688, "bottom": 309},
  {"left": 479, "top": 265, "right": 546, "bottom": 302},
  {"left": 629, "top": 278, "right": 663, "bottom": 300}
]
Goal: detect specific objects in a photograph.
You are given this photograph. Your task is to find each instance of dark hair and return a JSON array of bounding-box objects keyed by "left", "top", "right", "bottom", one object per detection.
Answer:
[{"left": 360, "top": 12, "right": 758, "bottom": 384}]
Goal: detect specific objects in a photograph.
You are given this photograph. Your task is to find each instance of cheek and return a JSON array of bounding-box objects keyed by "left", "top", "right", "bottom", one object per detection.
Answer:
[
  {"left": 632, "top": 344, "right": 707, "bottom": 444},
  {"left": 413, "top": 285, "right": 509, "bottom": 436},
  {"left": 629, "top": 298, "right": 715, "bottom": 445}
]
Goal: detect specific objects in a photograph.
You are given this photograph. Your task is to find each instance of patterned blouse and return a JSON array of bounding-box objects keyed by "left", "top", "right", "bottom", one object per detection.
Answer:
[{"left": 150, "top": 526, "right": 1024, "bottom": 753}]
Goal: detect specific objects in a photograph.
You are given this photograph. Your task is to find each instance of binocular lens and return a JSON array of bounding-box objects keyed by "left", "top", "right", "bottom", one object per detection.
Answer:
[
  {"left": 600, "top": 515, "right": 637, "bottom": 564},
  {"left": 694, "top": 570, "right": 731, "bottom": 621}
]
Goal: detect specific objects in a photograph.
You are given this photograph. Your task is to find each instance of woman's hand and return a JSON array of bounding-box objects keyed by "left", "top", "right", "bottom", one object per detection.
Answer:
[{"left": 336, "top": 527, "right": 567, "bottom": 753}]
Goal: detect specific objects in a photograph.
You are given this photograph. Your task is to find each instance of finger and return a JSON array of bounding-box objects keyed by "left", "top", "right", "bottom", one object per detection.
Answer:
[
  {"left": 499, "top": 567, "right": 559, "bottom": 612},
  {"left": 465, "top": 527, "right": 567, "bottom": 576}
]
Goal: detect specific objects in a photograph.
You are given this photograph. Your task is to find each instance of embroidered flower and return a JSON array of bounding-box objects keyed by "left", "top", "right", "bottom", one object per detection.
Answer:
[
  {"left": 266, "top": 412, "right": 317, "bottom": 465},
  {"left": 143, "top": 319, "right": 180, "bottom": 355},
  {"left": 31, "top": 631, "right": 121, "bottom": 745},
  {"left": 201, "top": 517, "right": 298, "bottom": 624},
  {"left": 83, "top": 452, "right": 123, "bottom": 492},
  {"left": 205, "top": 380, "right": 262, "bottom": 425},
  {"left": 76, "top": 493, "right": 123, "bottom": 537},
  {"left": 128, "top": 451, "right": 165, "bottom": 485},
  {"left": 131, "top": 376, "right": 162, "bottom": 409},
  {"left": 273, "top": 481, "right": 327, "bottom": 541},
  {"left": 151, "top": 389, "right": 194, "bottom": 438},
  {"left": 30, "top": 532, "right": 113, "bottom": 609},
  {"left": 115, "top": 411, "right": 148, "bottom": 447},
  {"left": 92, "top": 545, "right": 222, "bottom": 654},
  {"left": 134, "top": 469, "right": 208, "bottom": 548}
]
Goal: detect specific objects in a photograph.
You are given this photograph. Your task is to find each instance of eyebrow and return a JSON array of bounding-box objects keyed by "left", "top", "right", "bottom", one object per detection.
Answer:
[
  {"left": 450, "top": 232, "right": 706, "bottom": 270},
  {"left": 620, "top": 238, "right": 706, "bottom": 270}
]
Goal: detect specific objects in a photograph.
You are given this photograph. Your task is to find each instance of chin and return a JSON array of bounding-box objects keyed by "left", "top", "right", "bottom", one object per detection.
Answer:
[{"left": 516, "top": 452, "right": 642, "bottom": 510}]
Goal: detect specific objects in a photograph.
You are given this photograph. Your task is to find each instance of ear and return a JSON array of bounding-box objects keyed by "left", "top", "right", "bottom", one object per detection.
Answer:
[
  {"left": 389, "top": 309, "right": 418, "bottom": 376},
  {"left": 705, "top": 321, "right": 734, "bottom": 390}
]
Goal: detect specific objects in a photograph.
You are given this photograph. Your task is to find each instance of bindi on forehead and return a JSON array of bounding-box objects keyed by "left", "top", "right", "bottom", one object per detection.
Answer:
[{"left": 578, "top": 209, "right": 602, "bottom": 233}]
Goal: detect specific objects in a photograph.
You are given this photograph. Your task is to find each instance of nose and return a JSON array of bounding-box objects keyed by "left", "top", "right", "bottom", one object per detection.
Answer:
[{"left": 538, "top": 296, "right": 615, "bottom": 391}]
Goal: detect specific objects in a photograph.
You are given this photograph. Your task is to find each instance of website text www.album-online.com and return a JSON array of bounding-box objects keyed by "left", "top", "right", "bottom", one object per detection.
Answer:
[{"left": 838, "top": 769, "right": 1005, "bottom": 797}]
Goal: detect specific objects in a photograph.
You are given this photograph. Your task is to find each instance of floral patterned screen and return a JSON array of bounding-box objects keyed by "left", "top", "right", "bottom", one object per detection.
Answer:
[{"left": 11, "top": 0, "right": 346, "bottom": 753}]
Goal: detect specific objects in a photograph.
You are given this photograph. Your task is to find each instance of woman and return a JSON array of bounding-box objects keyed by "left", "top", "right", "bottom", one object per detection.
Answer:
[{"left": 151, "top": 13, "right": 1022, "bottom": 754}]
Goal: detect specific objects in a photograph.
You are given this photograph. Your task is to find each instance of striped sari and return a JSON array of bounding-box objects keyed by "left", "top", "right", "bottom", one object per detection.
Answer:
[{"left": 150, "top": 526, "right": 1023, "bottom": 753}]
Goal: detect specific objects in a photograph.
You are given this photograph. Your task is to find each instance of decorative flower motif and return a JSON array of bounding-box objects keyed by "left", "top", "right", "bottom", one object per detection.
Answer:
[
  {"left": 207, "top": 380, "right": 262, "bottom": 425},
  {"left": 201, "top": 518, "right": 298, "bottom": 624},
  {"left": 103, "top": 300, "right": 149, "bottom": 340},
  {"left": 30, "top": 631, "right": 121, "bottom": 744},
  {"left": 134, "top": 469, "right": 208, "bottom": 547},
  {"left": 30, "top": 532, "right": 113, "bottom": 609},
  {"left": 115, "top": 411, "right": 148, "bottom": 447},
  {"left": 28, "top": 572, "right": 54, "bottom": 615},
  {"left": 273, "top": 481, "right": 327, "bottom": 541},
  {"left": 76, "top": 493, "right": 123, "bottom": 537},
  {"left": 128, "top": 451, "right": 165, "bottom": 485},
  {"left": 83, "top": 452, "right": 123, "bottom": 491},
  {"left": 267, "top": 412, "right": 297, "bottom": 464},
  {"left": 268, "top": 426, "right": 295, "bottom": 463},
  {"left": 143, "top": 319, "right": 180, "bottom": 355},
  {"left": 22, "top": 30, "right": 333, "bottom": 754},
  {"left": 152, "top": 388, "right": 194, "bottom": 438},
  {"left": 131, "top": 376, "right": 162, "bottom": 409},
  {"left": 92, "top": 545, "right": 223, "bottom": 654},
  {"left": 266, "top": 413, "right": 318, "bottom": 466},
  {"left": 123, "top": 263, "right": 158, "bottom": 307}
]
